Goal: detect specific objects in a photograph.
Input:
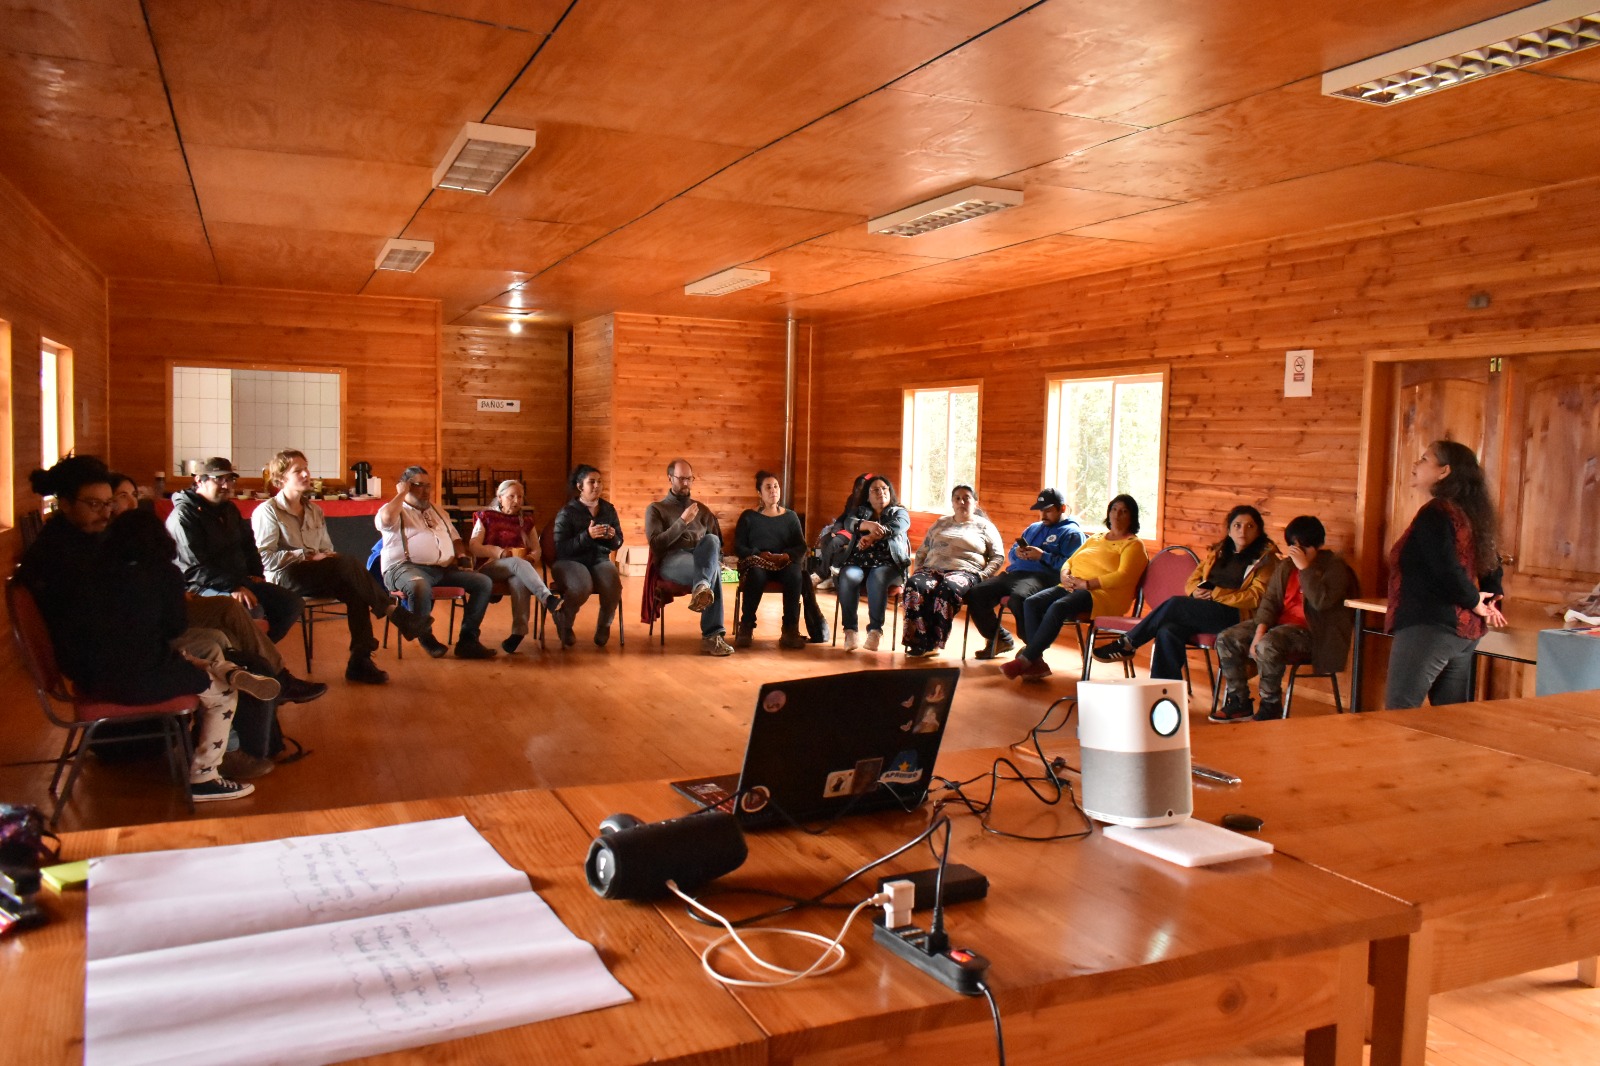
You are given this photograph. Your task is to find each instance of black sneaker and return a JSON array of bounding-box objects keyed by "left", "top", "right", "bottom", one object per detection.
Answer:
[
  {"left": 454, "top": 638, "right": 497, "bottom": 660},
  {"left": 277, "top": 672, "right": 329, "bottom": 704},
  {"left": 543, "top": 592, "right": 564, "bottom": 615},
  {"left": 191, "top": 777, "right": 255, "bottom": 803},
  {"left": 418, "top": 634, "right": 449, "bottom": 658},
  {"left": 973, "top": 630, "right": 1016, "bottom": 660},
  {"left": 1208, "top": 692, "right": 1255, "bottom": 724},
  {"left": 594, "top": 623, "right": 610, "bottom": 648},
  {"left": 1253, "top": 699, "right": 1285, "bottom": 721},
  {"left": 345, "top": 656, "right": 389, "bottom": 685},
  {"left": 1092, "top": 636, "right": 1134, "bottom": 663},
  {"left": 502, "top": 633, "right": 525, "bottom": 654}
]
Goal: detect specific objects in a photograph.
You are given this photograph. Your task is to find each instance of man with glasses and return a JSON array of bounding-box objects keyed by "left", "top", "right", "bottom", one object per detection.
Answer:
[
  {"left": 376, "top": 465, "right": 497, "bottom": 660},
  {"left": 168, "top": 458, "right": 326, "bottom": 703},
  {"left": 645, "top": 458, "right": 734, "bottom": 656}
]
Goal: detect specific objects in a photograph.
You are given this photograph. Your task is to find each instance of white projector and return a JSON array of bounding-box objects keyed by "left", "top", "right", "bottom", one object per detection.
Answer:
[{"left": 1076, "top": 677, "right": 1192, "bottom": 828}]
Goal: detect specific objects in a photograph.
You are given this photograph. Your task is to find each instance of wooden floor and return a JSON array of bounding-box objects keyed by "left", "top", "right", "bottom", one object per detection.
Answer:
[{"left": 2, "top": 582, "right": 1592, "bottom": 1063}]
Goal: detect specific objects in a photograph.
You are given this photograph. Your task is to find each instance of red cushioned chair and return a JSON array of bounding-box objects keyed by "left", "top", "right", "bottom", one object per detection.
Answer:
[
  {"left": 1082, "top": 545, "right": 1199, "bottom": 681},
  {"left": 7, "top": 577, "right": 200, "bottom": 827}
]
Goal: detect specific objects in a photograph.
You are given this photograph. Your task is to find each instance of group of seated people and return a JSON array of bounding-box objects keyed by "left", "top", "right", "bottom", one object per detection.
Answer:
[{"left": 17, "top": 433, "right": 1493, "bottom": 805}]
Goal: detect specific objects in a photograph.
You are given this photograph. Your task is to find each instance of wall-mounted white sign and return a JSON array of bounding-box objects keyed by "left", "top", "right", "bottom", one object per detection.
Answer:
[
  {"left": 1284, "top": 349, "right": 1313, "bottom": 398},
  {"left": 476, "top": 398, "right": 521, "bottom": 413}
]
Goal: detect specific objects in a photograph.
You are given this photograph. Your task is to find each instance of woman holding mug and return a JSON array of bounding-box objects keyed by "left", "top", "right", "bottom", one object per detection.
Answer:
[{"left": 469, "top": 479, "right": 564, "bottom": 654}]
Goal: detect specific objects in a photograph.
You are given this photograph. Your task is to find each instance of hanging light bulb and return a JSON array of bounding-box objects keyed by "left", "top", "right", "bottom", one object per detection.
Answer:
[{"left": 508, "top": 319, "right": 523, "bottom": 334}]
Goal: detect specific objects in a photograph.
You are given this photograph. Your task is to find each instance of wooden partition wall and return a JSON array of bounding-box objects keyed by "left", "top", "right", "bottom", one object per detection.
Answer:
[
  {"left": 0, "top": 173, "right": 109, "bottom": 643},
  {"left": 572, "top": 313, "right": 811, "bottom": 552},
  {"left": 439, "top": 325, "right": 569, "bottom": 521},
  {"left": 108, "top": 280, "right": 441, "bottom": 491},
  {"left": 813, "top": 177, "right": 1600, "bottom": 577}
]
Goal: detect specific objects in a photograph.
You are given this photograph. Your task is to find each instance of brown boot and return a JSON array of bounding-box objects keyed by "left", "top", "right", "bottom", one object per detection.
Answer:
[
  {"left": 779, "top": 623, "right": 806, "bottom": 649},
  {"left": 734, "top": 622, "right": 755, "bottom": 649}
]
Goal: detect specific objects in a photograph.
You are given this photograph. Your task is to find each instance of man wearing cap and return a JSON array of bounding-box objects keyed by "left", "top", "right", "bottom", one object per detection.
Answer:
[
  {"left": 965, "top": 489, "right": 1084, "bottom": 660},
  {"left": 167, "top": 457, "right": 327, "bottom": 703}
]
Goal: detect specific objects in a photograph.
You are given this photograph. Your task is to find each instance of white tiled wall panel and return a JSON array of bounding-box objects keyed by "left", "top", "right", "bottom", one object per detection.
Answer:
[{"left": 173, "top": 367, "right": 341, "bottom": 480}]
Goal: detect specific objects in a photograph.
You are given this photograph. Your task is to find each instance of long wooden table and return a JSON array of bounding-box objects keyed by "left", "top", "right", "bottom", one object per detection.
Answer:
[
  {"left": 2, "top": 755, "right": 1417, "bottom": 1066},
  {"left": 0, "top": 791, "right": 768, "bottom": 1066},
  {"left": 1182, "top": 712, "right": 1600, "bottom": 1066},
  {"left": 1369, "top": 691, "right": 1600, "bottom": 776},
  {"left": 560, "top": 747, "right": 1415, "bottom": 1066}
]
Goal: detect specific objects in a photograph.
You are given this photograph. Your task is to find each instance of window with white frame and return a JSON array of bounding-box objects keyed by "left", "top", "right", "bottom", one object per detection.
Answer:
[
  {"left": 40, "top": 340, "right": 73, "bottom": 469},
  {"left": 901, "top": 384, "right": 979, "bottom": 513},
  {"left": 1044, "top": 371, "right": 1165, "bottom": 533}
]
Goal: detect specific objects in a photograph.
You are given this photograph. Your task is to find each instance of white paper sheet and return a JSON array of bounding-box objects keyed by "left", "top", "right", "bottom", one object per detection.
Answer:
[{"left": 85, "top": 817, "right": 632, "bottom": 1066}]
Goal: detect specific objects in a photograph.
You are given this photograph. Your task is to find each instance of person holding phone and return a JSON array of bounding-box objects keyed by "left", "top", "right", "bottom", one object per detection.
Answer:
[
  {"left": 551, "top": 464, "right": 625, "bottom": 648},
  {"left": 469, "top": 479, "right": 564, "bottom": 654},
  {"left": 1093, "top": 504, "right": 1279, "bottom": 680},
  {"left": 1383, "top": 440, "right": 1505, "bottom": 708}
]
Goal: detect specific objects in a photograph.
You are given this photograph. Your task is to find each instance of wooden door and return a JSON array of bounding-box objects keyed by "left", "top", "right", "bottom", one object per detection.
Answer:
[{"left": 1386, "top": 359, "right": 1493, "bottom": 557}]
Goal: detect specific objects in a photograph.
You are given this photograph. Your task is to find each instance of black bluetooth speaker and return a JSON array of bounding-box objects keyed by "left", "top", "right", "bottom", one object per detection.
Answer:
[{"left": 584, "top": 811, "right": 748, "bottom": 900}]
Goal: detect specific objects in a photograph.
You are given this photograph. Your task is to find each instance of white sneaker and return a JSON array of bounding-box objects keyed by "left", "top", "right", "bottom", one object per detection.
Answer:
[
  {"left": 843, "top": 629, "right": 859, "bottom": 652},
  {"left": 864, "top": 630, "right": 881, "bottom": 652}
]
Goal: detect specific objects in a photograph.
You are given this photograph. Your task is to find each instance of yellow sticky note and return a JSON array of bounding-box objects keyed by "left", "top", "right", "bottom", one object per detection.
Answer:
[{"left": 40, "top": 860, "right": 90, "bottom": 893}]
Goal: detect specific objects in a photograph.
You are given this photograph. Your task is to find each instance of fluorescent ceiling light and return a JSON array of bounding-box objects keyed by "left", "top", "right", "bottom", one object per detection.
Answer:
[
  {"left": 1323, "top": 0, "right": 1600, "bottom": 105},
  {"left": 375, "top": 238, "right": 433, "bottom": 272},
  {"left": 685, "top": 267, "right": 771, "bottom": 296},
  {"left": 868, "top": 185, "right": 1023, "bottom": 237},
  {"left": 432, "top": 122, "right": 538, "bottom": 194}
]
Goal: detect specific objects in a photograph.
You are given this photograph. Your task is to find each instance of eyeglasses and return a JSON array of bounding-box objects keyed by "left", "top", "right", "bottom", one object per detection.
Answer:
[
  {"left": 204, "top": 474, "right": 238, "bottom": 483},
  {"left": 73, "top": 497, "right": 114, "bottom": 512},
  {"left": 670, "top": 474, "right": 696, "bottom": 483},
  {"left": 409, "top": 481, "right": 432, "bottom": 490}
]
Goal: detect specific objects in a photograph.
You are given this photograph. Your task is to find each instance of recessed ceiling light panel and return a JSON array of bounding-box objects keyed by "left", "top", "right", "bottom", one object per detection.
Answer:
[
  {"left": 375, "top": 238, "right": 434, "bottom": 272},
  {"left": 868, "top": 185, "right": 1024, "bottom": 237},
  {"left": 685, "top": 267, "right": 771, "bottom": 296},
  {"left": 433, "top": 122, "right": 538, "bottom": 194},
  {"left": 1323, "top": 0, "right": 1600, "bottom": 105}
]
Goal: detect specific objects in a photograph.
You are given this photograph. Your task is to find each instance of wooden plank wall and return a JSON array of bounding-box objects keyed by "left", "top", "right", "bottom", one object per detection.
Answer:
[
  {"left": 570, "top": 314, "right": 615, "bottom": 505},
  {"left": 0, "top": 173, "right": 109, "bottom": 641},
  {"left": 596, "top": 313, "right": 805, "bottom": 551},
  {"left": 108, "top": 280, "right": 441, "bottom": 491},
  {"left": 812, "top": 177, "right": 1600, "bottom": 577},
  {"left": 439, "top": 325, "right": 569, "bottom": 522}
]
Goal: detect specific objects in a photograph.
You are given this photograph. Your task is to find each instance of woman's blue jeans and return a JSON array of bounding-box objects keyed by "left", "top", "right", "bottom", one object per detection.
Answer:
[{"left": 837, "top": 564, "right": 897, "bottom": 631}]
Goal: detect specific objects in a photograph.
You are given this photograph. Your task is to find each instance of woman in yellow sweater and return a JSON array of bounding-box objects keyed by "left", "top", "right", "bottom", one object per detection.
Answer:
[
  {"left": 1001, "top": 495, "right": 1148, "bottom": 680},
  {"left": 1092, "top": 504, "right": 1278, "bottom": 680}
]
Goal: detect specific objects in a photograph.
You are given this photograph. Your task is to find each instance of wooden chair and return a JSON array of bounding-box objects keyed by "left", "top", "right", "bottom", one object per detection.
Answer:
[
  {"left": 489, "top": 468, "right": 523, "bottom": 489},
  {"left": 442, "top": 468, "right": 484, "bottom": 508},
  {"left": 1082, "top": 545, "right": 1199, "bottom": 680},
  {"left": 7, "top": 578, "right": 199, "bottom": 826}
]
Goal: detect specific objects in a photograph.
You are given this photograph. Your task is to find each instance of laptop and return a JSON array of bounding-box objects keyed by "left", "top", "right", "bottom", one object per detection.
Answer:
[{"left": 671, "top": 667, "right": 961, "bottom": 827}]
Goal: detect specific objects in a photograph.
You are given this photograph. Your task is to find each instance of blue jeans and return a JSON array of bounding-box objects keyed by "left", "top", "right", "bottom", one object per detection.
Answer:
[
  {"left": 384, "top": 563, "right": 494, "bottom": 643},
  {"left": 1018, "top": 586, "right": 1094, "bottom": 662},
  {"left": 837, "top": 564, "right": 897, "bottom": 632},
  {"left": 660, "top": 534, "right": 725, "bottom": 637}
]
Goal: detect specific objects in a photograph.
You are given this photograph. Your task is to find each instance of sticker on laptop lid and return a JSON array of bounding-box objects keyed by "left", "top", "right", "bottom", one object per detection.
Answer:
[
  {"left": 879, "top": 750, "right": 924, "bottom": 785},
  {"left": 738, "top": 786, "right": 770, "bottom": 814},
  {"left": 762, "top": 689, "right": 786, "bottom": 713},
  {"left": 823, "top": 770, "right": 855, "bottom": 797}
]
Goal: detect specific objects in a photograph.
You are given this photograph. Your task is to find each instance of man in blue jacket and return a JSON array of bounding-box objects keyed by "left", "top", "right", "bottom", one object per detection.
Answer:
[{"left": 966, "top": 488, "right": 1083, "bottom": 659}]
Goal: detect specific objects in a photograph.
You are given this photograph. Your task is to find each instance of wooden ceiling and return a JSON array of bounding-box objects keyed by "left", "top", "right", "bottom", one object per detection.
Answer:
[{"left": 5, "top": 0, "right": 1600, "bottom": 327}]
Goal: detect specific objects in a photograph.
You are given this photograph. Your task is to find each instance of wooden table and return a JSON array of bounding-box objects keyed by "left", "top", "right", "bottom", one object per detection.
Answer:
[
  {"left": 559, "top": 747, "right": 1416, "bottom": 1066},
  {"left": 2, "top": 758, "right": 1420, "bottom": 1066},
  {"left": 1183, "top": 713, "right": 1600, "bottom": 1066},
  {"left": 0, "top": 791, "right": 767, "bottom": 1066},
  {"left": 1345, "top": 597, "right": 1544, "bottom": 712},
  {"left": 1369, "top": 691, "right": 1600, "bottom": 776}
]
